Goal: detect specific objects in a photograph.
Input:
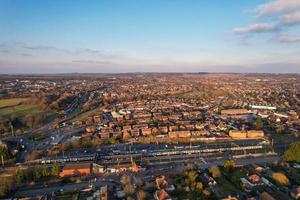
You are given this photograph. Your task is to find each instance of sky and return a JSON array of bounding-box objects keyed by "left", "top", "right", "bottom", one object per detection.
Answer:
[{"left": 0, "top": 0, "right": 300, "bottom": 73}]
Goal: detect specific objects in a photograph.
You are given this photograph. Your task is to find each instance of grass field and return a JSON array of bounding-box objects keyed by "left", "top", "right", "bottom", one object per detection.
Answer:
[
  {"left": 0, "top": 98, "right": 29, "bottom": 109},
  {"left": 0, "top": 98, "right": 56, "bottom": 137},
  {"left": 218, "top": 176, "right": 241, "bottom": 194},
  {"left": 0, "top": 98, "right": 47, "bottom": 119}
]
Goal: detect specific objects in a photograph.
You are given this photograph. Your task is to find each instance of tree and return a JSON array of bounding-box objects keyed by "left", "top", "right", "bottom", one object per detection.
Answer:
[
  {"left": 15, "top": 170, "right": 25, "bottom": 184},
  {"left": 224, "top": 160, "right": 235, "bottom": 171},
  {"left": 252, "top": 117, "right": 264, "bottom": 129},
  {"left": 51, "top": 162, "right": 60, "bottom": 177},
  {"left": 186, "top": 163, "right": 196, "bottom": 171},
  {"left": 107, "top": 138, "right": 116, "bottom": 145},
  {"left": 42, "top": 166, "right": 50, "bottom": 177},
  {"left": 91, "top": 137, "right": 102, "bottom": 147},
  {"left": 121, "top": 174, "right": 131, "bottom": 185},
  {"left": 23, "top": 114, "right": 34, "bottom": 129},
  {"left": 15, "top": 169, "right": 30, "bottom": 184},
  {"left": 184, "top": 170, "right": 198, "bottom": 192},
  {"left": 26, "top": 150, "right": 42, "bottom": 161},
  {"left": 218, "top": 106, "right": 224, "bottom": 114},
  {"left": 276, "top": 126, "right": 285, "bottom": 134},
  {"left": 0, "top": 146, "right": 12, "bottom": 160},
  {"left": 123, "top": 183, "right": 134, "bottom": 197},
  {"left": 134, "top": 176, "right": 144, "bottom": 188},
  {"left": 271, "top": 172, "right": 290, "bottom": 186},
  {"left": 34, "top": 167, "right": 43, "bottom": 179},
  {"left": 0, "top": 117, "right": 7, "bottom": 135},
  {"left": 60, "top": 142, "right": 71, "bottom": 151},
  {"left": 0, "top": 178, "right": 14, "bottom": 197},
  {"left": 34, "top": 114, "right": 45, "bottom": 128},
  {"left": 196, "top": 182, "right": 203, "bottom": 192},
  {"left": 8, "top": 114, "right": 17, "bottom": 137},
  {"left": 82, "top": 100, "right": 93, "bottom": 111},
  {"left": 283, "top": 141, "right": 300, "bottom": 162},
  {"left": 50, "top": 101, "right": 60, "bottom": 111},
  {"left": 120, "top": 174, "right": 134, "bottom": 197},
  {"left": 209, "top": 166, "right": 221, "bottom": 178},
  {"left": 136, "top": 189, "right": 146, "bottom": 200}
]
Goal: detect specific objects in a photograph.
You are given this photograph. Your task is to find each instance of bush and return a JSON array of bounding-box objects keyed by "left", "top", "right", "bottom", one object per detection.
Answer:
[
  {"left": 0, "top": 146, "right": 13, "bottom": 160},
  {"left": 0, "top": 178, "right": 14, "bottom": 197},
  {"left": 209, "top": 166, "right": 221, "bottom": 178},
  {"left": 224, "top": 160, "right": 235, "bottom": 171},
  {"left": 52, "top": 162, "right": 60, "bottom": 177},
  {"left": 283, "top": 141, "right": 300, "bottom": 162},
  {"left": 252, "top": 117, "right": 264, "bottom": 129},
  {"left": 107, "top": 138, "right": 116, "bottom": 145}
]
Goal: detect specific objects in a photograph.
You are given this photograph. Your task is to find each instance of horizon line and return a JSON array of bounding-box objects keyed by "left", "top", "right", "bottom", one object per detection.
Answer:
[{"left": 0, "top": 72, "right": 299, "bottom": 75}]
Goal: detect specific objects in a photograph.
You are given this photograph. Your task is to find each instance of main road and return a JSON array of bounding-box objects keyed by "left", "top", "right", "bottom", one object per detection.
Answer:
[{"left": 13, "top": 178, "right": 115, "bottom": 198}]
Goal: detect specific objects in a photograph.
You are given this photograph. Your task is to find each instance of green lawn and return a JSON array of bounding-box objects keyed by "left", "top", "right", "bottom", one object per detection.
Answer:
[
  {"left": 0, "top": 98, "right": 30, "bottom": 109},
  {"left": 0, "top": 104, "right": 45, "bottom": 118},
  {"left": 0, "top": 98, "right": 54, "bottom": 119},
  {"left": 218, "top": 168, "right": 246, "bottom": 197},
  {"left": 170, "top": 190, "right": 204, "bottom": 200},
  {"left": 217, "top": 176, "right": 241, "bottom": 194},
  {"left": 0, "top": 98, "right": 55, "bottom": 137}
]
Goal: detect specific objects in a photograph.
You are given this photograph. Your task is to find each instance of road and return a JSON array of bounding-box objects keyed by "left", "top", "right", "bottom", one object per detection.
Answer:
[
  {"left": 10, "top": 110, "right": 86, "bottom": 163},
  {"left": 197, "top": 155, "right": 279, "bottom": 169},
  {"left": 13, "top": 179, "right": 115, "bottom": 198}
]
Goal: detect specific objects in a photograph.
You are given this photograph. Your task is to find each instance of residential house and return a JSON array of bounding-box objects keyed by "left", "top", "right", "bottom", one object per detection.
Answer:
[
  {"left": 291, "top": 186, "right": 300, "bottom": 199},
  {"left": 60, "top": 163, "right": 92, "bottom": 177},
  {"left": 154, "top": 189, "right": 170, "bottom": 200}
]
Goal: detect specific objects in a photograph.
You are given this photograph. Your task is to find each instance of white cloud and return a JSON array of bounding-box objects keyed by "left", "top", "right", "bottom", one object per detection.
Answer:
[
  {"left": 258, "top": 0, "right": 300, "bottom": 16},
  {"left": 234, "top": 0, "right": 300, "bottom": 43},
  {"left": 0, "top": 42, "right": 124, "bottom": 61},
  {"left": 234, "top": 23, "right": 278, "bottom": 34},
  {"left": 277, "top": 33, "right": 300, "bottom": 43},
  {"left": 280, "top": 11, "right": 300, "bottom": 25}
]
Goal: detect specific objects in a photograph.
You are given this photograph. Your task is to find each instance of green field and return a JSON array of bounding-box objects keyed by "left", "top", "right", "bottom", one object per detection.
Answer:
[
  {"left": 0, "top": 98, "right": 48, "bottom": 119},
  {"left": 0, "top": 98, "right": 55, "bottom": 137},
  {"left": 0, "top": 98, "right": 29, "bottom": 109}
]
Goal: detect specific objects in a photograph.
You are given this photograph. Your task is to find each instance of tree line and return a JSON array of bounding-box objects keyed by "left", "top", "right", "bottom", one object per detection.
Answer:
[
  {"left": 0, "top": 162, "right": 60, "bottom": 197},
  {"left": 0, "top": 114, "right": 48, "bottom": 138}
]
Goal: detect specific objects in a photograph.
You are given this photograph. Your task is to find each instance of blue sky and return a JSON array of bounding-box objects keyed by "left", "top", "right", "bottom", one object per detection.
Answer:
[{"left": 0, "top": 0, "right": 300, "bottom": 73}]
